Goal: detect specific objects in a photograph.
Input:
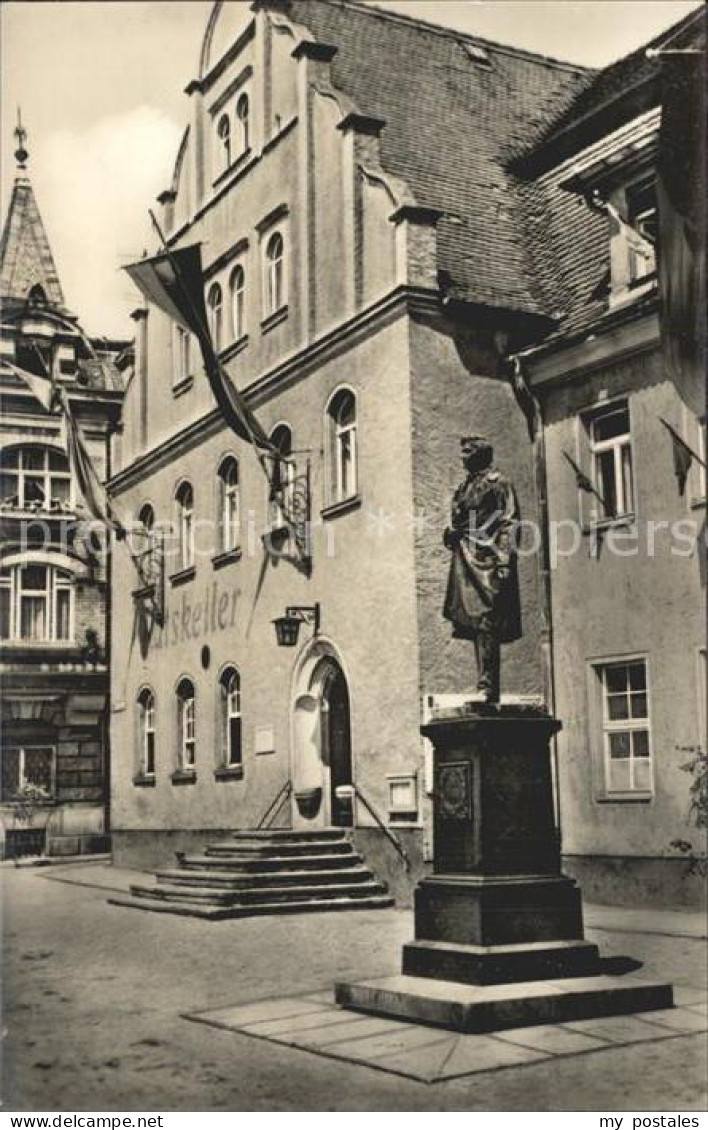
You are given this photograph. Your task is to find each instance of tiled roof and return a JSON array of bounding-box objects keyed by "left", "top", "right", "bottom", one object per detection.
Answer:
[
  {"left": 290, "top": 0, "right": 591, "bottom": 319},
  {"left": 514, "top": 6, "right": 705, "bottom": 347}
]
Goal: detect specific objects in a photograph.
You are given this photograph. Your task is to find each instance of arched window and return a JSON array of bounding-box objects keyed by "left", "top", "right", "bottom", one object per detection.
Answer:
[
  {"left": 217, "top": 456, "right": 240, "bottom": 553},
  {"left": 219, "top": 667, "right": 242, "bottom": 768},
  {"left": 264, "top": 231, "right": 285, "bottom": 317},
  {"left": 268, "top": 424, "right": 294, "bottom": 529},
  {"left": 207, "top": 283, "right": 223, "bottom": 352},
  {"left": 236, "top": 93, "right": 250, "bottom": 153},
  {"left": 327, "top": 389, "right": 358, "bottom": 504},
  {"left": 137, "top": 688, "right": 156, "bottom": 778},
  {"left": 0, "top": 445, "right": 71, "bottom": 512},
  {"left": 137, "top": 503, "right": 155, "bottom": 532},
  {"left": 176, "top": 677, "right": 196, "bottom": 770},
  {"left": 230, "top": 264, "right": 246, "bottom": 342},
  {"left": 217, "top": 113, "right": 231, "bottom": 173},
  {"left": 0, "top": 564, "right": 73, "bottom": 642},
  {"left": 175, "top": 481, "right": 194, "bottom": 571}
]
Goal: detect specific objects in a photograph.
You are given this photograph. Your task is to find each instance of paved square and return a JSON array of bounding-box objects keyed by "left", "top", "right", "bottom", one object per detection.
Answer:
[{"left": 186, "top": 990, "right": 708, "bottom": 1084}]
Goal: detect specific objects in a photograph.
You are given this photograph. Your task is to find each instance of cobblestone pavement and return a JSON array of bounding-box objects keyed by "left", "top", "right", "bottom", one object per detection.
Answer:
[{"left": 2, "top": 866, "right": 706, "bottom": 1111}]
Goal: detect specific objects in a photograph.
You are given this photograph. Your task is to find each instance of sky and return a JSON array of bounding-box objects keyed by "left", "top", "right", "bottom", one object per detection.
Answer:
[{"left": 1, "top": 0, "right": 702, "bottom": 339}]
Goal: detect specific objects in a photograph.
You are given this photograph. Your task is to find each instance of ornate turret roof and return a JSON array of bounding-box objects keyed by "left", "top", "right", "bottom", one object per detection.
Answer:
[{"left": 0, "top": 116, "right": 65, "bottom": 306}]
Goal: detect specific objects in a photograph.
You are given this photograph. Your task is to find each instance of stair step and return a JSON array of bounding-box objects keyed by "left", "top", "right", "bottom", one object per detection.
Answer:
[
  {"left": 222, "top": 829, "right": 347, "bottom": 842},
  {"left": 206, "top": 839, "right": 353, "bottom": 857},
  {"left": 130, "top": 880, "right": 388, "bottom": 906},
  {"left": 179, "top": 852, "right": 363, "bottom": 873},
  {"left": 109, "top": 893, "right": 395, "bottom": 920},
  {"left": 156, "top": 866, "right": 376, "bottom": 889}
]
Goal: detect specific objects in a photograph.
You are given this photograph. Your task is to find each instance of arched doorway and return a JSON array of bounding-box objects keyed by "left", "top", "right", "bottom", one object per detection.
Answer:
[{"left": 291, "top": 641, "right": 354, "bottom": 829}]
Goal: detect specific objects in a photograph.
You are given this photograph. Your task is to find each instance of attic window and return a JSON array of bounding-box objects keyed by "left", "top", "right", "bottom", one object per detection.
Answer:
[
  {"left": 462, "top": 42, "right": 492, "bottom": 68},
  {"left": 28, "top": 285, "right": 47, "bottom": 306}
]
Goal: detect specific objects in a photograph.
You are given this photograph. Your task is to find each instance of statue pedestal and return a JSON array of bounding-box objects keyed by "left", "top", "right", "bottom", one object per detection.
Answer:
[{"left": 336, "top": 705, "right": 673, "bottom": 1033}]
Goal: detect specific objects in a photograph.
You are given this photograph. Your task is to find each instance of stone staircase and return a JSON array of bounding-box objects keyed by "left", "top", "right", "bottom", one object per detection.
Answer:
[{"left": 108, "top": 829, "right": 394, "bottom": 919}]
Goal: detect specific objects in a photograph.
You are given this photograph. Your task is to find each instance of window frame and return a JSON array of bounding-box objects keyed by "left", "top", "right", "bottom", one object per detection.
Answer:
[
  {"left": 267, "top": 423, "right": 295, "bottom": 533},
  {"left": 584, "top": 399, "right": 635, "bottom": 523},
  {"left": 624, "top": 172, "right": 657, "bottom": 284},
  {"left": 591, "top": 656, "right": 654, "bottom": 800},
  {"left": 236, "top": 92, "right": 250, "bottom": 154},
  {"left": 0, "top": 445, "right": 73, "bottom": 513},
  {"left": 207, "top": 282, "right": 223, "bottom": 353},
  {"left": 175, "top": 481, "right": 195, "bottom": 572},
  {"left": 0, "top": 563, "right": 75, "bottom": 644},
  {"left": 216, "top": 113, "right": 232, "bottom": 175},
  {"left": 137, "top": 687, "right": 157, "bottom": 779},
  {"left": 217, "top": 456, "right": 240, "bottom": 554},
  {"left": 176, "top": 677, "right": 196, "bottom": 772},
  {"left": 326, "top": 388, "right": 359, "bottom": 507},
  {"left": 172, "top": 323, "right": 193, "bottom": 389},
  {"left": 229, "top": 263, "right": 247, "bottom": 343},
  {"left": 219, "top": 666, "right": 242, "bottom": 769},
  {"left": 0, "top": 745, "right": 56, "bottom": 801},
  {"left": 263, "top": 231, "right": 286, "bottom": 318}
]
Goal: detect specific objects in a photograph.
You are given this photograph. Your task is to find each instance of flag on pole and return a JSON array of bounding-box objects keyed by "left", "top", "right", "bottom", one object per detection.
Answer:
[
  {"left": 1, "top": 359, "right": 56, "bottom": 412},
  {"left": 124, "top": 244, "right": 275, "bottom": 453},
  {"left": 562, "top": 450, "right": 608, "bottom": 512},
  {"left": 658, "top": 417, "right": 705, "bottom": 495},
  {"left": 656, "top": 51, "right": 706, "bottom": 416},
  {"left": 57, "top": 389, "right": 125, "bottom": 537}
]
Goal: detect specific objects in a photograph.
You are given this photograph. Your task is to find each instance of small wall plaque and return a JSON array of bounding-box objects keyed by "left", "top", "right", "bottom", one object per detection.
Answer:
[{"left": 254, "top": 726, "right": 275, "bottom": 755}]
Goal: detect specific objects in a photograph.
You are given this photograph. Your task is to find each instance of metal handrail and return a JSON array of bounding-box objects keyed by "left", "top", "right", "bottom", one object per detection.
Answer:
[
  {"left": 350, "top": 783, "right": 411, "bottom": 871},
  {"left": 256, "top": 779, "right": 293, "bottom": 830}
]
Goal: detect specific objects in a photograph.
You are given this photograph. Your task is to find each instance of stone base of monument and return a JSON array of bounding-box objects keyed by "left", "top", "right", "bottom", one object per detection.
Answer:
[
  {"left": 337, "top": 705, "right": 673, "bottom": 1033},
  {"left": 334, "top": 972, "right": 673, "bottom": 1035}
]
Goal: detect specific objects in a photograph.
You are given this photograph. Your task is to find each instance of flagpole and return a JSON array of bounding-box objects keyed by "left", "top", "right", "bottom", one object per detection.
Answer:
[
  {"left": 562, "top": 451, "right": 610, "bottom": 512},
  {"left": 146, "top": 209, "right": 275, "bottom": 464},
  {"left": 659, "top": 417, "right": 706, "bottom": 467}
]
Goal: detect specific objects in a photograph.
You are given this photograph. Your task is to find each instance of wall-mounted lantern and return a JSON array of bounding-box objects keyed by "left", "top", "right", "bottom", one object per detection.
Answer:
[{"left": 272, "top": 603, "right": 320, "bottom": 647}]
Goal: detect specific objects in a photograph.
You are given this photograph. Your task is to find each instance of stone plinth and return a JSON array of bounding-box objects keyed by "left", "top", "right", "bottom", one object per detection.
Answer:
[{"left": 337, "top": 704, "right": 673, "bottom": 1027}]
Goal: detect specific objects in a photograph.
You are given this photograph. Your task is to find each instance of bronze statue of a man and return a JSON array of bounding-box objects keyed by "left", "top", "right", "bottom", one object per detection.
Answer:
[{"left": 443, "top": 435, "right": 522, "bottom": 703}]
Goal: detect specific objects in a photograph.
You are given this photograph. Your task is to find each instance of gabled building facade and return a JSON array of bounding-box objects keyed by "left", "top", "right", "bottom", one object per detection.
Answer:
[
  {"left": 0, "top": 130, "right": 127, "bottom": 859},
  {"left": 109, "top": 0, "right": 705, "bottom": 905}
]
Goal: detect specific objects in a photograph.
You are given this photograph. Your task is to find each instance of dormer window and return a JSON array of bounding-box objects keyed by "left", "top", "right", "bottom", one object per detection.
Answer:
[
  {"left": 28, "top": 284, "right": 47, "bottom": 306},
  {"left": 625, "top": 174, "right": 657, "bottom": 282}
]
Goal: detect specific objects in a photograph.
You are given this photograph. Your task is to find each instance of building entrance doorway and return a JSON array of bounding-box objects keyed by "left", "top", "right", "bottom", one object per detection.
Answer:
[
  {"left": 321, "top": 661, "right": 353, "bottom": 827},
  {"left": 291, "top": 642, "right": 354, "bottom": 829}
]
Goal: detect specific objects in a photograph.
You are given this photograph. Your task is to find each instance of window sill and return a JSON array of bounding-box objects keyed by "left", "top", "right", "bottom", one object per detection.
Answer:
[
  {"left": 171, "top": 769, "right": 197, "bottom": 786},
  {"left": 582, "top": 513, "right": 635, "bottom": 535},
  {"left": 595, "top": 791, "right": 653, "bottom": 804},
  {"left": 321, "top": 495, "right": 361, "bottom": 521},
  {"left": 172, "top": 375, "right": 194, "bottom": 398},
  {"left": 212, "top": 547, "right": 242, "bottom": 570},
  {"left": 169, "top": 565, "right": 196, "bottom": 587},
  {"left": 213, "top": 148, "right": 252, "bottom": 189},
  {"left": 133, "top": 773, "right": 156, "bottom": 788},
  {"left": 221, "top": 334, "right": 249, "bottom": 363},
  {"left": 261, "top": 306, "right": 288, "bottom": 334},
  {"left": 214, "top": 765, "right": 244, "bottom": 781}
]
